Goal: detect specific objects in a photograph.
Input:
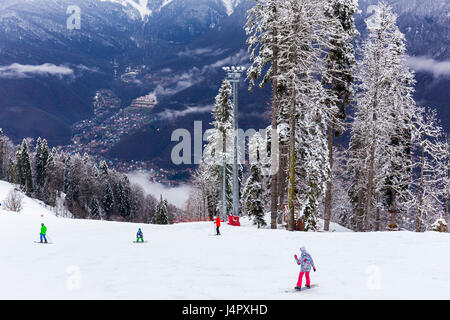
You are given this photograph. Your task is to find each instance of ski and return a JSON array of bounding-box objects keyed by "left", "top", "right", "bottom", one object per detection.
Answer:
[{"left": 285, "top": 284, "right": 319, "bottom": 293}]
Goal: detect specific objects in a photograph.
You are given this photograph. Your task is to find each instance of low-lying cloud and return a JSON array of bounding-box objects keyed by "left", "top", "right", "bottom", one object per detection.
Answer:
[
  {"left": 127, "top": 171, "right": 192, "bottom": 209},
  {"left": 154, "top": 50, "right": 250, "bottom": 97},
  {"left": 0, "top": 63, "right": 74, "bottom": 79},
  {"left": 157, "top": 104, "right": 213, "bottom": 121},
  {"left": 208, "top": 49, "right": 249, "bottom": 69},
  {"left": 177, "top": 47, "right": 227, "bottom": 57},
  {"left": 407, "top": 56, "right": 450, "bottom": 78}
]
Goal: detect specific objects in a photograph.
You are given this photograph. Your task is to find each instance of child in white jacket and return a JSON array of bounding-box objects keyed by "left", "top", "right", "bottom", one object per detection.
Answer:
[{"left": 294, "top": 246, "right": 316, "bottom": 291}]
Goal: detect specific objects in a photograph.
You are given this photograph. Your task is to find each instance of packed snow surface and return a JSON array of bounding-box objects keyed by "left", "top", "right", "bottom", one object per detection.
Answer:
[{"left": 0, "top": 180, "right": 449, "bottom": 299}]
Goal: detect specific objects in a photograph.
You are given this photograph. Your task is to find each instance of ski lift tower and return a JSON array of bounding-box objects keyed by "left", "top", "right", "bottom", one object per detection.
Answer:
[{"left": 222, "top": 66, "right": 246, "bottom": 217}]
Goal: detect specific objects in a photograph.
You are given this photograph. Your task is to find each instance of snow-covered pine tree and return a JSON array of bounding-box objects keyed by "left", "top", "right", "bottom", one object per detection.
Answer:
[
  {"left": 98, "top": 160, "right": 114, "bottom": 219},
  {"left": 185, "top": 186, "right": 205, "bottom": 220},
  {"left": 276, "top": 0, "right": 337, "bottom": 231},
  {"left": 324, "top": 146, "right": 353, "bottom": 229},
  {"left": 64, "top": 153, "right": 83, "bottom": 218},
  {"left": 271, "top": 123, "right": 289, "bottom": 222},
  {"left": 322, "top": 0, "right": 359, "bottom": 231},
  {"left": 193, "top": 160, "right": 221, "bottom": 219},
  {"left": 130, "top": 184, "right": 145, "bottom": 221},
  {"left": 347, "top": 1, "right": 417, "bottom": 231},
  {"left": 99, "top": 160, "right": 109, "bottom": 176},
  {"left": 294, "top": 99, "right": 330, "bottom": 232},
  {"left": 246, "top": 0, "right": 280, "bottom": 229},
  {"left": 156, "top": 195, "right": 169, "bottom": 225},
  {"left": 0, "top": 129, "right": 5, "bottom": 180},
  {"left": 34, "top": 138, "right": 50, "bottom": 200},
  {"left": 144, "top": 194, "right": 158, "bottom": 224},
  {"left": 7, "top": 156, "right": 17, "bottom": 184},
  {"left": 16, "top": 139, "right": 34, "bottom": 196},
  {"left": 203, "top": 79, "right": 235, "bottom": 216},
  {"left": 190, "top": 162, "right": 214, "bottom": 219},
  {"left": 89, "top": 197, "right": 101, "bottom": 219},
  {"left": 117, "top": 176, "right": 132, "bottom": 221},
  {"left": 426, "top": 132, "right": 449, "bottom": 232},
  {"left": 0, "top": 129, "right": 15, "bottom": 181},
  {"left": 412, "top": 108, "right": 447, "bottom": 231},
  {"left": 441, "top": 135, "right": 450, "bottom": 230},
  {"left": 102, "top": 181, "right": 115, "bottom": 219},
  {"left": 42, "top": 148, "right": 59, "bottom": 207},
  {"left": 243, "top": 132, "right": 266, "bottom": 228},
  {"left": 244, "top": 164, "right": 266, "bottom": 228},
  {"left": 80, "top": 153, "right": 100, "bottom": 216},
  {"left": 379, "top": 16, "right": 417, "bottom": 231}
]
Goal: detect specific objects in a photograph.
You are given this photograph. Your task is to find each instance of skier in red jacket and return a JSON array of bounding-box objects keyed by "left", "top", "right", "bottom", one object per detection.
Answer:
[{"left": 215, "top": 216, "right": 221, "bottom": 235}]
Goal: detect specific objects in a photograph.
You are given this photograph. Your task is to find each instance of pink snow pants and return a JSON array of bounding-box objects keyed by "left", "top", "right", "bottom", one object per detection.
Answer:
[{"left": 297, "top": 272, "right": 310, "bottom": 287}]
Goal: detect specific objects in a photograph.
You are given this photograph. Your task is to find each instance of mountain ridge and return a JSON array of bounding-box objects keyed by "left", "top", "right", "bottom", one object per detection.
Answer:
[{"left": 0, "top": 0, "right": 448, "bottom": 171}]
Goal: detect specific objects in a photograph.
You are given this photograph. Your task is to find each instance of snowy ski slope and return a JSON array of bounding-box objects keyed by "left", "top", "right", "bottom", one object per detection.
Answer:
[{"left": 0, "top": 180, "right": 449, "bottom": 299}]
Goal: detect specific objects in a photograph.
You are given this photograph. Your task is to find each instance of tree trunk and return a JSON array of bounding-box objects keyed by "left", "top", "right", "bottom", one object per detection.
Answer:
[
  {"left": 416, "top": 142, "right": 425, "bottom": 232},
  {"left": 446, "top": 188, "right": 449, "bottom": 232},
  {"left": 287, "top": 80, "right": 296, "bottom": 232},
  {"left": 446, "top": 164, "right": 449, "bottom": 232},
  {"left": 365, "top": 143, "right": 376, "bottom": 231},
  {"left": 374, "top": 194, "right": 381, "bottom": 231},
  {"left": 288, "top": 145, "right": 295, "bottom": 231},
  {"left": 324, "top": 120, "right": 334, "bottom": 231},
  {"left": 375, "top": 206, "right": 380, "bottom": 231},
  {"left": 277, "top": 142, "right": 288, "bottom": 224},
  {"left": 270, "top": 3, "right": 279, "bottom": 229},
  {"left": 356, "top": 188, "right": 364, "bottom": 231}
]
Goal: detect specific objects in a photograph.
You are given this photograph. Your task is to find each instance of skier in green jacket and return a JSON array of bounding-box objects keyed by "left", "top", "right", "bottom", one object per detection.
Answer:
[{"left": 40, "top": 223, "right": 48, "bottom": 243}]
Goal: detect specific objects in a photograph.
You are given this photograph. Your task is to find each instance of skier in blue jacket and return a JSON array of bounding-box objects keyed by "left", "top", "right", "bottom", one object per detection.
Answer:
[{"left": 136, "top": 228, "right": 144, "bottom": 242}]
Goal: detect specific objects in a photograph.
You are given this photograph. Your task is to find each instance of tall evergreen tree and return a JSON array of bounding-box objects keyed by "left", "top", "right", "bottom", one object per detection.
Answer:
[
  {"left": 246, "top": 0, "right": 280, "bottom": 229},
  {"left": 275, "top": 0, "right": 338, "bottom": 231},
  {"left": 7, "top": 156, "right": 17, "bottom": 184},
  {"left": 42, "top": 149, "right": 58, "bottom": 206},
  {"left": 203, "top": 79, "right": 236, "bottom": 216},
  {"left": 243, "top": 133, "right": 266, "bottom": 228},
  {"left": 34, "top": 138, "right": 50, "bottom": 199},
  {"left": 16, "top": 139, "right": 33, "bottom": 195},
  {"left": 322, "top": 0, "right": 359, "bottom": 231},
  {"left": 412, "top": 108, "right": 448, "bottom": 231},
  {"left": 64, "top": 154, "right": 83, "bottom": 217},
  {"left": 156, "top": 195, "right": 169, "bottom": 225},
  {"left": 102, "top": 181, "right": 115, "bottom": 219},
  {"left": 89, "top": 197, "right": 101, "bottom": 219},
  {"left": 117, "top": 176, "right": 132, "bottom": 220},
  {"left": 348, "top": 2, "right": 417, "bottom": 231},
  {"left": 0, "top": 129, "right": 4, "bottom": 180},
  {"left": 441, "top": 135, "right": 450, "bottom": 230}
]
